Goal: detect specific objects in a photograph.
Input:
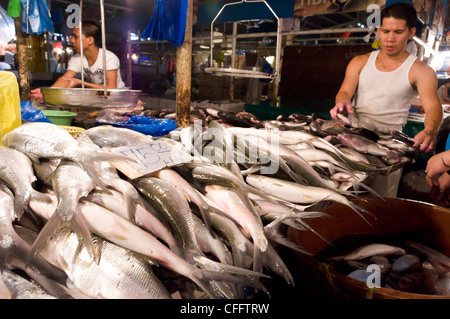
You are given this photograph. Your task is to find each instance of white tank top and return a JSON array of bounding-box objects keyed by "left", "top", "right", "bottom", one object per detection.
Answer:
[{"left": 349, "top": 50, "right": 418, "bottom": 131}]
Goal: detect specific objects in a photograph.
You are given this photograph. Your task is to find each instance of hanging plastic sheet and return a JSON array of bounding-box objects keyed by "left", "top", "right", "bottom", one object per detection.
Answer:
[
  {"left": 0, "top": 5, "right": 15, "bottom": 43},
  {"left": 141, "top": 0, "right": 188, "bottom": 47},
  {"left": 20, "top": 0, "right": 55, "bottom": 35}
]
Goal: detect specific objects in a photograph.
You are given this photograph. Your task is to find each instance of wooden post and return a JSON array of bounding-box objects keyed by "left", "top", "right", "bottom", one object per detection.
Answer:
[
  {"left": 175, "top": 0, "right": 193, "bottom": 128},
  {"left": 14, "top": 17, "right": 30, "bottom": 101},
  {"left": 229, "top": 21, "right": 237, "bottom": 102}
]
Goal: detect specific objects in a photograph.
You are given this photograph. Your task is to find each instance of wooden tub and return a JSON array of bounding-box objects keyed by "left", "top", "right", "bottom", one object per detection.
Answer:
[{"left": 287, "top": 196, "right": 450, "bottom": 299}]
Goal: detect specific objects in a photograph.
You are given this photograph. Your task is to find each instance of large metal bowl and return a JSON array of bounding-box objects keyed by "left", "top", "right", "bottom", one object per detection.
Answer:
[{"left": 42, "top": 87, "right": 143, "bottom": 108}]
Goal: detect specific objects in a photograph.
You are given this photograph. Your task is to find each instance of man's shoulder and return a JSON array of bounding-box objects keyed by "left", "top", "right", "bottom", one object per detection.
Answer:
[
  {"left": 347, "top": 52, "right": 371, "bottom": 70},
  {"left": 104, "top": 49, "right": 120, "bottom": 59},
  {"left": 411, "top": 58, "right": 436, "bottom": 77},
  {"left": 354, "top": 52, "right": 372, "bottom": 62}
]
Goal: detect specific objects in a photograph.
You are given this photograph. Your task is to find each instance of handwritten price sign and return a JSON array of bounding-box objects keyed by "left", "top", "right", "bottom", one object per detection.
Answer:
[{"left": 109, "top": 140, "right": 192, "bottom": 179}]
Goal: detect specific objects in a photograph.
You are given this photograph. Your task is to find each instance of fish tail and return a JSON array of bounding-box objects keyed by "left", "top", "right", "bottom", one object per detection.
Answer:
[
  {"left": 194, "top": 256, "right": 270, "bottom": 292},
  {"left": 13, "top": 193, "right": 27, "bottom": 220},
  {"left": 109, "top": 180, "right": 141, "bottom": 224},
  {"left": 353, "top": 181, "right": 385, "bottom": 199},
  {"left": 347, "top": 201, "right": 376, "bottom": 227},
  {"left": 72, "top": 208, "right": 101, "bottom": 264},
  {"left": 252, "top": 233, "right": 268, "bottom": 274},
  {"left": 0, "top": 274, "right": 11, "bottom": 299},
  {"left": 77, "top": 161, "right": 110, "bottom": 192},
  {"left": 264, "top": 244, "right": 295, "bottom": 286},
  {"left": 27, "top": 211, "right": 63, "bottom": 265},
  {"left": 12, "top": 231, "right": 69, "bottom": 285}
]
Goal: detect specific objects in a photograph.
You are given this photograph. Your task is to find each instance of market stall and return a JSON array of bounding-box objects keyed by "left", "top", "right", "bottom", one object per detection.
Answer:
[{"left": 0, "top": 0, "right": 450, "bottom": 303}]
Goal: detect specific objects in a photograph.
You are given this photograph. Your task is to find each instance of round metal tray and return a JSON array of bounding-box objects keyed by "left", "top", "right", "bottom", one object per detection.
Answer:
[{"left": 42, "top": 87, "right": 142, "bottom": 108}]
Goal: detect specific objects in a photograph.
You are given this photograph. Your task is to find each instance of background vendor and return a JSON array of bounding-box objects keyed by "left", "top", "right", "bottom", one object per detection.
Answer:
[
  {"left": 31, "top": 20, "right": 125, "bottom": 103},
  {"left": 329, "top": 2, "right": 443, "bottom": 198}
]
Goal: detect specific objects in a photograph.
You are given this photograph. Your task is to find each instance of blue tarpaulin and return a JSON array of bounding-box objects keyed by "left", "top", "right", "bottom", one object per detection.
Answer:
[
  {"left": 20, "top": 0, "right": 54, "bottom": 35},
  {"left": 141, "top": 0, "right": 188, "bottom": 47},
  {"left": 95, "top": 115, "right": 178, "bottom": 137}
]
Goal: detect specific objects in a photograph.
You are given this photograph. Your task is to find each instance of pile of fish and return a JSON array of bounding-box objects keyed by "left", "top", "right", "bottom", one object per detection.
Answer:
[
  {"left": 328, "top": 241, "right": 450, "bottom": 296},
  {"left": 0, "top": 121, "right": 347, "bottom": 299},
  {"left": 0, "top": 106, "right": 421, "bottom": 299}
]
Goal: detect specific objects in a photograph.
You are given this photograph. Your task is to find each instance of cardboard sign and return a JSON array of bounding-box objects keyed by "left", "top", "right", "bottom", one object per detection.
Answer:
[{"left": 109, "top": 140, "right": 192, "bottom": 179}]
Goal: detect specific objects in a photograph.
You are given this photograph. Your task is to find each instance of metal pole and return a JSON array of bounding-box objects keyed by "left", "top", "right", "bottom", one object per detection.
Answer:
[
  {"left": 79, "top": 0, "right": 84, "bottom": 88},
  {"left": 127, "top": 31, "right": 132, "bottom": 88},
  {"left": 100, "top": 0, "right": 108, "bottom": 96},
  {"left": 176, "top": 0, "right": 193, "bottom": 128}
]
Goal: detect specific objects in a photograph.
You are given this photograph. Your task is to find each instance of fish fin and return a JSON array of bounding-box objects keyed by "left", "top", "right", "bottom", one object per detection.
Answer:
[
  {"left": 194, "top": 255, "right": 270, "bottom": 286},
  {"left": 264, "top": 244, "right": 295, "bottom": 286},
  {"left": 347, "top": 201, "right": 376, "bottom": 227},
  {"left": 26, "top": 154, "right": 41, "bottom": 164},
  {"left": 77, "top": 161, "right": 110, "bottom": 193},
  {"left": 13, "top": 193, "right": 26, "bottom": 220},
  {"left": 267, "top": 232, "right": 313, "bottom": 255},
  {"left": 27, "top": 210, "right": 63, "bottom": 265},
  {"left": 72, "top": 209, "right": 101, "bottom": 265}
]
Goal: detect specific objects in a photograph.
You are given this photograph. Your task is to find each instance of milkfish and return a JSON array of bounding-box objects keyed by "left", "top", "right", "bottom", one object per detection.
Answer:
[
  {"left": 203, "top": 184, "right": 268, "bottom": 274},
  {"left": 76, "top": 134, "right": 145, "bottom": 224},
  {"left": 0, "top": 146, "right": 52, "bottom": 219},
  {"left": 134, "top": 177, "right": 205, "bottom": 264},
  {"left": 329, "top": 243, "right": 406, "bottom": 261},
  {"left": 245, "top": 174, "right": 374, "bottom": 225},
  {"left": 0, "top": 186, "right": 86, "bottom": 299},
  {"left": 28, "top": 159, "right": 99, "bottom": 266},
  {"left": 78, "top": 125, "right": 153, "bottom": 148},
  {"left": 151, "top": 167, "right": 214, "bottom": 232},
  {"left": 17, "top": 225, "right": 172, "bottom": 299},
  {"left": 1, "top": 269, "right": 56, "bottom": 299},
  {"left": 336, "top": 133, "right": 400, "bottom": 164},
  {"left": 29, "top": 193, "right": 268, "bottom": 299},
  {"left": 1, "top": 122, "right": 136, "bottom": 191},
  {"left": 85, "top": 188, "right": 180, "bottom": 257},
  {"left": 200, "top": 193, "right": 295, "bottom": 288}
]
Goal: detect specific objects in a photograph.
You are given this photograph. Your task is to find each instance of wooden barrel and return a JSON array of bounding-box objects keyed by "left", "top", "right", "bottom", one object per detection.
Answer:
[{"left": 287, "top": 196, "right": 450, "bottom": 299}]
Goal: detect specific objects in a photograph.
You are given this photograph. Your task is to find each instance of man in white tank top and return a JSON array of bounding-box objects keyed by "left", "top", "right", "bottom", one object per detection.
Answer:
[{"left": 330, "top": 3, "right": 443, "bottom": 197}]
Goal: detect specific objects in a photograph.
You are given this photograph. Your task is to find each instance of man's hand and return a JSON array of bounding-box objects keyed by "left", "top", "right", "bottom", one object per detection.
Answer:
[
  {"left": 413, "top": 128, "right": 437, "bottom": 153},
  {"left": 330, "top": 100, "right": 353, "bottom": 120},
  {"left": 30, "top": 88, "right": 44, "bottom": 103},
  {"left": 430, "top": 184, "right": 450, "bottom": 207},
  {"left": 62, "top": 77, "right": 82, "bottom": 88}
]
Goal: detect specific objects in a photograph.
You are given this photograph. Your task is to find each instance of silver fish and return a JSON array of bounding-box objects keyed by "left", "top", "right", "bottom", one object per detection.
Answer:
[
  {"left": 1, "top": 122, "right": 135, "bottom": 191},
  {"left": 0, "top": 146, "right": 51, "bottom": 218},
  {"left": 204, "top": 185, "right": 268, "bottom": 273},
  {"left": 245, "top": 174, "right": 374, "bottom": 225},
  {"left": 2, "top": 270, "right": 56, "bottom": 299},
  {"left": 330, "top": 243, "right": 406, "bottom": 261},
  {"left": 29, "top": 194, "right": 267, "bottom": 299},
  {"left": 135, "top": 177, "right": 204, "bottom": 264},
  {"left": 22, "top": 226, "right": 172, "bottom": 299},
  {"left": 78, "top": 125, "right": 153, "bottom": 148},
  {"left": 337, "top": 133, "right": 400, "bottom": 164},
  {"left": 29, "top": 160, "right": 98, "bottom": 265},
  {"left": 85, "top": 188, "right": 181, "bottom": 257}
]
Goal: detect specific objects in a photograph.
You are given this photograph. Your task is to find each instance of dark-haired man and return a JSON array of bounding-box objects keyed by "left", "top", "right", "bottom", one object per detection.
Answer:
[
  {"left": 330, "top": 2, "right": 443, "bottom": 197},
  {"left": 31, "top": 20, "right": 125, "bottom": 103}
]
